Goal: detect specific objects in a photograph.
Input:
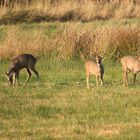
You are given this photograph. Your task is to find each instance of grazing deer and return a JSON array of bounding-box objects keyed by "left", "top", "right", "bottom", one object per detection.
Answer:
[
  {"left": 5, "top": 54, "right": 39, "bottom": 86},
  {"left": 85, "top": 55, "right": 104, "bottom": 88},
  {"left": 120, "top": 55, "right": 140, "bottom": 86}
]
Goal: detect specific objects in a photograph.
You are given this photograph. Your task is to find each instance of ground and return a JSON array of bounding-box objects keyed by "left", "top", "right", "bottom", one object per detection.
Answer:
[{"left": 0, "top": 58, "right": 140, "bottom": 140}]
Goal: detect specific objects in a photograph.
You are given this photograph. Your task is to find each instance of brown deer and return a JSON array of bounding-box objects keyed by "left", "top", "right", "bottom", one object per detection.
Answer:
[
  {"left": 85, "top": 55, "right": 104, "bottom": 88},
  {"left": 120, "top": 55, "right": 140, "bottom": 86},
  {"left": 5, "top": 54, "right": 39, "bottom": 86}
]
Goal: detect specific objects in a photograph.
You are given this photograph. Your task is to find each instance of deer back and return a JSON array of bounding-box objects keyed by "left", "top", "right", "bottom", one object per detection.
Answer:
[
  {"left": 8, "top": 54, "right": 37, "bottom": 73},
  {"left": 120, "top": 56, "right": 140, "bottom": 72}
]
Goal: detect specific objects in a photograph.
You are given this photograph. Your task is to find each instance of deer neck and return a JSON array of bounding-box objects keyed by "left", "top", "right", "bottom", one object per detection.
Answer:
[
  {"left": 97, "top": 61, "right": 102, "bottom": 68},
  {"left": 97, "top": 61, "right": 104, "bottom": 74},
  {"left": 8, "top": 68, "right": 15, "bottom": 75}
]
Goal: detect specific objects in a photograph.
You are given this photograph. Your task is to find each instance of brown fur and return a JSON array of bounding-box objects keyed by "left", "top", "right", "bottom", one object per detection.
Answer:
[
  {"left": 5, "top": 54, "right": 39, "bottom": 86},
  {"left": 120, "top": 55, "right": 140, "bottom": 86},
  {"left": 85, "top": 56, "right": 104, "bottom": 88}
]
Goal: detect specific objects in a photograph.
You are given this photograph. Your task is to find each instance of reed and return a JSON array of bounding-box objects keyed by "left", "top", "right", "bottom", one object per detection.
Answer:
[{"left": 0, "top": 23, "right": 139, "bottom": 60}]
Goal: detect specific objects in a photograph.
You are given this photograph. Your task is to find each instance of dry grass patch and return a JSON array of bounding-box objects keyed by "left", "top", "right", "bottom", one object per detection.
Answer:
[
  {"left": 0, "top": 23, "right": 140, "bottom": 60},
  {"left": 0, "top": 1, "right": 140, "bottom": 23},
  {"left": 98, "top": 124, "right": 121, "bottom": 137}
]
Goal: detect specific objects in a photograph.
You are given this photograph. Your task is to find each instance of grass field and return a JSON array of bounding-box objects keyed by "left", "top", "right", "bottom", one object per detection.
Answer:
[
  {"left": 0, "top": 20, "right": 140, "bottom": 139},
  {"left": 0, "top": 58, "right": 140, "bottom": 140}
]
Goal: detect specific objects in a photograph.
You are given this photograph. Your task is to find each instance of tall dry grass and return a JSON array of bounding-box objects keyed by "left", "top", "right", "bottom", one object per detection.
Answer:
[
  {"left": 0, "top": 24, "right": 140, "bottom": 60},
  {"left": 0, "top": 0, "right": 140, "bottom": 23}
]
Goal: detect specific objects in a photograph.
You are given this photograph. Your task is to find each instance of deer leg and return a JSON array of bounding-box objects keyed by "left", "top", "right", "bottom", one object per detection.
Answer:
[
  {"left": 124, "top": 71, "right": 129, "bottom": 86},
  {"left": 100, "top": 75, "right": 104, "bottom": 86},
  {"left": 96, "top": 75, "right": 99, "bottom": 87},
  {"left": 15, "top": 71, "right": 20, "bottom": 86},
  {"left": 123, "top": 71, "right": 127, "bottom": 86},
  {"left": 126, "top": 71, "right": 129, "bottom": 86},
  {"left": 123, "top": 72, "right": 126, "bottom": 86},
  {"left": 86, "top": 74, "right": 90, "bottom": 89},
  {"left": 133, "top": 73, "right": 137, "bottom": 84},
  {"left": 24, "top": 68, "right": 31, "bottom": 86},
  {"left": 30, "top": 67, "right": 39, "bottom": 79},
  {"left": 13, "top": 73, "right": 16, "bottom": 86}
]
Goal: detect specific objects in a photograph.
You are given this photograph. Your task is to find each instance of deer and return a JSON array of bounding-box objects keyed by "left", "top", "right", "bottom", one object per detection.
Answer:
[
  {"left": 5, "top": 54, "right": 39, "bottom": 86},
  {"left": 85, "top": 55, "right": 104, "bottom": 88},
  {"left": 120, "top": 55, "right": 140, "bottom": 86}
]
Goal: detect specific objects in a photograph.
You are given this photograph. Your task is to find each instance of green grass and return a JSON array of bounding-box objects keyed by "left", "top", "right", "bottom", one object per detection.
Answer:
[
  {"left": 0, "top": 20, "right": 140, "bottom": 139},
  {"left": 0, "top": 58, "right": 140, "bottom": 140}
]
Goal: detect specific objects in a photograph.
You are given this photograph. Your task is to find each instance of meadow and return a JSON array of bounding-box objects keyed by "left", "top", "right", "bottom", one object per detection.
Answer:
[
  {"left": 0, "top": 19, "right": 140, "bottom": 139},
  {"left": 0, "top": 57, "right": 140, "bottom": 140}
]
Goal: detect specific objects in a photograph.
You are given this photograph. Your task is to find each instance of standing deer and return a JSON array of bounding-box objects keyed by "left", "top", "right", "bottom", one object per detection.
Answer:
[
  {"left": 120, "top": 55, "right": 140, "bottom": 86},
  {"left": 85, "top": 55, "right": 104, "bottom": 88},
  {"left": 5, "top": 54, "right": 39, "bottom": 86}
]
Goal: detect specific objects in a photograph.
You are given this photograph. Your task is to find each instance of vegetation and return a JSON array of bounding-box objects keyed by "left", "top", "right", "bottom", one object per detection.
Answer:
[
  {"left": 0, "top": 0, "right": 140, "bottom": 24},
  {"left": 0, "top": 20, "right": 140, "bottom": 139},
  {"left": 0, "top": 20, "right": 140, "bottom": 60},
  {"left": 0, "top": 1, "right": 140, "bottom": 140},
  {"left": 0, "top": 58, "right": 140, "bottom": 139}
]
